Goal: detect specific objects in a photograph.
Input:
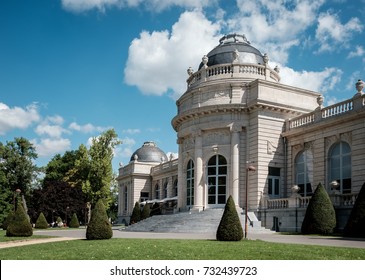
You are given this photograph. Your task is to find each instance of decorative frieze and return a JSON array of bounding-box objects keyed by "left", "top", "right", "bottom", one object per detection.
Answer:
[{"left": 203, "top": 130, "right": 230, "bottom": 146}]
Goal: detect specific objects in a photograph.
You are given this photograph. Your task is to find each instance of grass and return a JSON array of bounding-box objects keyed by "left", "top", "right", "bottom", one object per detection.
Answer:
[
  {"left": 0, "top": 230, "right": 54, "bottom": 243},
  {"left": 1, "top": 236, "right": 365, "bottom": 260}
]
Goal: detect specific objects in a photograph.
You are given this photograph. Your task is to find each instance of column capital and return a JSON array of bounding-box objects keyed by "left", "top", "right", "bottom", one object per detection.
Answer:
[
  {"left": 230, "top": 123, "right": 242, "bottom": 133},
  {"left": 192, "top": 129, "right": 202, "bottom": 138}
]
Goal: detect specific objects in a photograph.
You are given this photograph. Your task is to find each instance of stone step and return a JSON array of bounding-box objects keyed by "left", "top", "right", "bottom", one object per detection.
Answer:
[{"left": 123, "top": 209, "right": 274, "bottom": 234}]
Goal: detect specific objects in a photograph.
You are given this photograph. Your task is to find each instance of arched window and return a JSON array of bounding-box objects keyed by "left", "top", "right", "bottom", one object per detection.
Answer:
[
  {"left": 173, "top": 179, "right": 178, "bottom": 197},
  {"left": 124, "top": 186, "right": 128, "bottom": 212},
  {"left": 207, "top": 155, "right": 227, "bottom": 205},
  {"left": 163, "top": 181, "right": 168, "bottom": 198},
  {"left": 295, "top": 150, "right": 313, "bottom": 196},
  {"left": 155, "top": 184, "right": 160, "bottom": 199},
  {"left": 329, "top": 142, "right": 351, "bottom": 193},
  {"left": 186, "top": 160, "right": 194, "bottom": 206}
]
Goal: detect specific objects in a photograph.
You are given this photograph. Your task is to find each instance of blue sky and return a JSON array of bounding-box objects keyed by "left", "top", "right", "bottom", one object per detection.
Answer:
[{"left": 1, "top": 0, "right": 364, "bottom": 171}]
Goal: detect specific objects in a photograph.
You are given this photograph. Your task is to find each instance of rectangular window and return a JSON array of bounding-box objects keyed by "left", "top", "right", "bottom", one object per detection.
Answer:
[{"left": 268, "top": 167, "right": 280, "bottom": 198}]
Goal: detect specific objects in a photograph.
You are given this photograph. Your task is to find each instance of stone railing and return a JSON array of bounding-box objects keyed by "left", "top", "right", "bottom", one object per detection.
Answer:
[
  {"left": 151, "top": 159, "right": 178, "bottom": 174},
  {"left": 266, "top": 198, "right": 289, "bottom": 209},
  {"left": 287, "top": 95, "right": 365, "bottom": 130},
  {"left": 322, "top": 99, "right": 353, "bottom": 118},
  {"left": 187, "top": 63, "right": 280, "bottom": 88},
  {"left": 331, "top": 193, "right": 358, "bottom": 207},
  {"left": 265, "top": 193, "right": 358, "bottom": 209}
]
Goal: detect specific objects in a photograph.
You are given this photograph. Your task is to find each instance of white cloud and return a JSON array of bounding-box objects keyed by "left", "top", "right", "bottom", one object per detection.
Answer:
[
  {"left": 35, "top": 115, "right": 69, "bottom": 138},
  {"left": 315, "top": 12, "right": 363, "bottom": 53},
  {"left": 69, "top": 122, "right": 107, "bottom": 133},
  {"left": 109, "top": 136, "right": 136, "bottom": 164},
  {"left": 35, "top": 124, "right": 69, "bottom": 138},
  {"left": 32, "top": 138, "right": 71, "bottom": 157},
  {"left": 347, "top": 45, "right": 365, "bottom": 59},
  {"left": 61, "top": 0, "right": 213, "bottom": 13},
  {"left": 277, "top": 63, "right": 343, "bottom": 93},
  {"left": 124, "top": 10, "right": 220, "bottom": 97},
  {"left": 0, "top": 103, "right": 40, "bottom": 135},
  {"left": 346, "top": 71, "right": 361, "bottom": 91},
  {"left": 122, "top": 128, "right": 141, "bottom": 134},
  {"left": 227, "top": 0, "right": 325, "bottom": 63}
]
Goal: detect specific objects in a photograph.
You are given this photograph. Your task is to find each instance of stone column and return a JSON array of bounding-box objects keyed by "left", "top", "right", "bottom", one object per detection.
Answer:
[
  {"left": 231, "top": 124, "right": 241, "bottom": 206},
  {"left": 194, "top": 130, "right": 204, "bottom": 211},
  {"left": 177, "top": 137, "right": 185, "bottom": 210}
]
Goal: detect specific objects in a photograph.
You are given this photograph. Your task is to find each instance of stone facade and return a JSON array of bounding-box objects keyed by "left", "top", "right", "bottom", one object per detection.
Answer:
[{"left": 117, "top": 34, "right": 364, "bottom": 231}]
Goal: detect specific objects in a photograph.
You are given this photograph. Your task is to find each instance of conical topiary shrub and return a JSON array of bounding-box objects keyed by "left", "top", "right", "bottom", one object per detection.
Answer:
[
  {"left": 35, "top": 212, "right": 49, "bottom": 229},
  {"left": 6, "top": 201, "right": 33, "bottom": 237},
  {"left": 141, "top": 204, "right": 151, "bottom": 220},
  {"left": 129, "top": 201, "right": 141, "bottom": 225},
  {"left": 2, "top": 211, "right": 14, "bottom": 230},
  {"left": 343, "top": 182, "right": 365, "bottom": 237},
  {"left": 301, "top": 183, "right": 336, "bottom": 234},
  {"left": 86, "top": 199, "right": 113, "bottom": 240},
  {"left": 216, "top": 195, "right": 243, "bottom": 241},
  {"left": 69, "top": 213, "right": 80, "bottom": 228}
]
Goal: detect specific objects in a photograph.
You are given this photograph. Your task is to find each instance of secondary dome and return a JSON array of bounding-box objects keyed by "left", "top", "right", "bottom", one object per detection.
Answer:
[
  {"left": 130, "top": 141, "right": 168, "bottom": 163},
  {"left": 198, "top": 34, "right": 265, "bottom": 70}
]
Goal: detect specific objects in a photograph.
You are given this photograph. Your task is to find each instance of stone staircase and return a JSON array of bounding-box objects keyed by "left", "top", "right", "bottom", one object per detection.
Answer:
[{"left": 122, "top": 209, "right": 273, "bottom": 234}]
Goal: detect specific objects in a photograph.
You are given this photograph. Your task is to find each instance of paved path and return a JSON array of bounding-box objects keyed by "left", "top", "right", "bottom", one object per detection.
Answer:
[{"left": 1, "top": 228, "right": 365, "bottom": 249}]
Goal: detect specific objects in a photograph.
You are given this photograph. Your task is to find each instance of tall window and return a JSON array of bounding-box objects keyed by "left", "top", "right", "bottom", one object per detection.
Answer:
[
  {"left": 207, "top": 155, "right": 227, "bottom": 205},
  {"left": 268, "top": 167, "right": 280, "bottom": 198},
  {"left": 329, "top": 141, "right": 351, "bottom": 193},
  {"left": 163, "top": 181, "right": 168, "bottom": 198},
  {"left": 186, "top": 160, "right": 194, "bottom": 206},
  {"left": 173, "top": 179, "right": 178, "bottom": 197},
  {"left": 124, "top": 186, "right": 128, "bottom": 212},
  {"left": 295, "top": 150, "right": 313, "bottom": 196},
  {"left": 155, "top": 184, "right": 160, "bottom": 199}
]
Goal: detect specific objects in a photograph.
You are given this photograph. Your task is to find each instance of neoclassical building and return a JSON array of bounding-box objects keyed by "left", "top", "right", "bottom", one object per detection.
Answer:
[{"left": 117, "top": 34, "right": 365, "bottom": 231}]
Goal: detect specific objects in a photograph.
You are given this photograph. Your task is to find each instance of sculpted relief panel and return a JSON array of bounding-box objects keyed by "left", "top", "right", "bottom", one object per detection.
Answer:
[{"left": 203, "top": 130, "right": 230, "bottom": 146}]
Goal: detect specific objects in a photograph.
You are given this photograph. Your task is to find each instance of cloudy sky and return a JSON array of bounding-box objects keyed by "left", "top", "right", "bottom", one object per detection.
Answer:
[{"left": 1, "top": 0, "right": 364, "bottom": 170}]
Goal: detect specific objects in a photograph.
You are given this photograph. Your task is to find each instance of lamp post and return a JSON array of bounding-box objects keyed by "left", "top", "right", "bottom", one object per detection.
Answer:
[
  {"left": 245, "top": 165, "right": 256, "bottom": 239},
  {"left": 13, "top": 189, "right": 21, "bottom": 211},
  {"left": 65, "top": 206, "right": 69, "bottom": 227}
]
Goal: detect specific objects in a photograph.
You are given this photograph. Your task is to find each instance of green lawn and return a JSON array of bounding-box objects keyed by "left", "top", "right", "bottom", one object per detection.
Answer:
[{"left": 1, "top": 237, "right": 365, "bottom": 260}]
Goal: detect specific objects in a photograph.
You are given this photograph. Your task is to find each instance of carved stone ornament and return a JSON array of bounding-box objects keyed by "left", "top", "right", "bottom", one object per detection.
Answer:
[
  {"left": 356, "top": 79, "right": 364, "bottom": 94},
  {"left": 317, "top": 95, "right": 324, "bottom": 108},
  {"left": 202, "top": 55, "right": 208, "bottom": 68},
  {"left": 263, "top": 53, "right": 269, "bottom": 65},
  {"left": 187, "top": 67, "right": 194, "bottom": 76},
  {"left": 233, "top": 49, "right": 240, "bottom": 63}
]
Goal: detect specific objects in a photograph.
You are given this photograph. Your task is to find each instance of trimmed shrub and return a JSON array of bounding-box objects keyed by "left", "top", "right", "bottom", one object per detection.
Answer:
[
  {"left": 129, "top": 201, "right": 141, "bottom": 225},
  {"left": 35, "top": 212, "right": 49, "bottom": 229},
  {"left": 6, "top": 201, "right": 33, "bottom": 237},
  {"left": 69, "top": 213, "right": 80, "bottom": 228},
  {"left": 2, "top": 212, "right": 15, "bottom": 230},
  {"left": 343, "top": 182, "right": 365, "bottom": 237},
  {"left": 141, "top": 204, "right": 151, "bottom": 220},
  {"left": 216, "top": 195, "right": 243, "bottom": 241},
  {"left": 301, "top": 183, "right": 336, "bottom": 234},
  {"left": 86, "top": 199, "right": 113, "bottom": 240},
  {"left": 56, "top": 216, "right": 63, "bottom": 227}
]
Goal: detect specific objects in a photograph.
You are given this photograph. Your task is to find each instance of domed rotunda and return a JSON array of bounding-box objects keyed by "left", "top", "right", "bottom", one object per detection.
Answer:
[
  {"left": 118, "top": 34, "right": 365, "bottom": 232},
  {"left": 130, "top": 141, "right": 168, "bottom": 163}
]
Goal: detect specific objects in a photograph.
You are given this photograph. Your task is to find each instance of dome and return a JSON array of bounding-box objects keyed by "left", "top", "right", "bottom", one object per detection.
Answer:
[
  {"left": 198, "top": 34, "right": 265, "bottom": 70},
  {"left": 130, "top": 141, "right": 168, "bottom": 163}
]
